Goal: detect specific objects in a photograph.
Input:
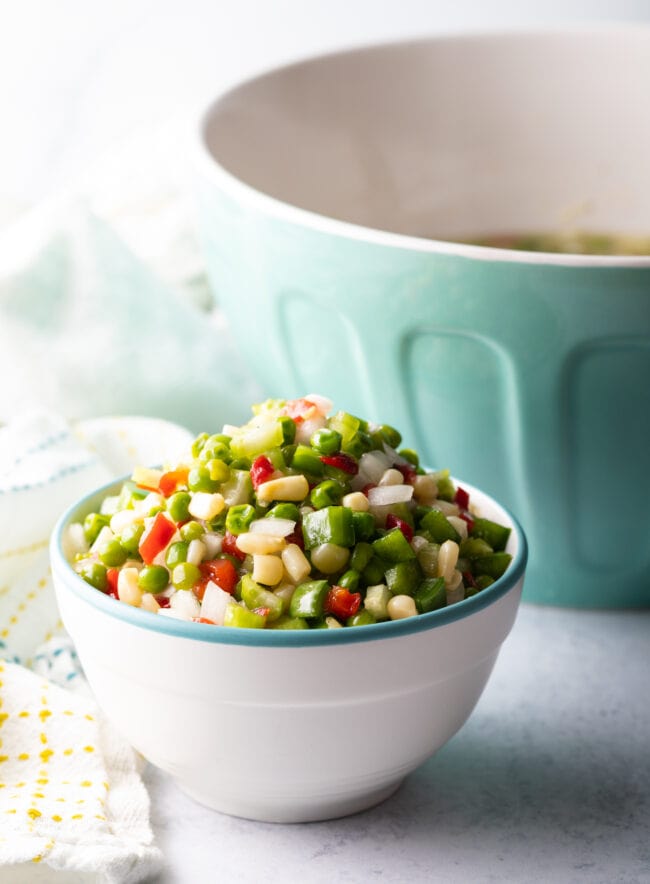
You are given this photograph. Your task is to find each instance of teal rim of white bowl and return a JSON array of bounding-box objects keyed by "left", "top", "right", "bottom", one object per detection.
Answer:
[{"left": 50, "top": 477, "right": 528, "bottom": 648}]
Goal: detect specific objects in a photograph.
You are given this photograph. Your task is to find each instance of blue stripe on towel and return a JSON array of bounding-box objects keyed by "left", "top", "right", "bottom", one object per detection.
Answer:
[{"left": 0, "top": 458, "right": 97, "bottom": 496}]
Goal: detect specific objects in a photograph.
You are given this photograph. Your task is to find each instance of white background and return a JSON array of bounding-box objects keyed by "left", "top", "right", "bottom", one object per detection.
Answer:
[{"left": 2, "top": 0, "right": 650, "bottom": 209}]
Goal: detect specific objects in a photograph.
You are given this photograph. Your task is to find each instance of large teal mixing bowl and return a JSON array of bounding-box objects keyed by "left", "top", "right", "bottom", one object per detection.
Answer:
[{"left": 194, "top": 29, "right": 650, "bottom": 607}]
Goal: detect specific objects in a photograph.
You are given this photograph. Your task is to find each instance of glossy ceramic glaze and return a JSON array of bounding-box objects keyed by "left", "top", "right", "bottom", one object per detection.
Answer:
[
  {"left": 194, "top": 29, "right": 650, "bottom": 607},
  {"left": 51, "top": 478, "right": 526, "bottom": 823}
]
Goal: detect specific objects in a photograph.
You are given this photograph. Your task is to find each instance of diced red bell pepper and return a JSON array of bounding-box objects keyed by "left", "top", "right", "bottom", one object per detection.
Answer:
[
  {"left": 319, "top": 453, "right": 358, "bottom": 475},
  {"left": 281, "top": 398, "right": 317, "bottom": 423},
  {"left": 194, "top": 557, "right": 239, "bottom": 600},
  {"left": 395, "top": 463, "right": 417, "bottom": 485},
  {"left": 158, "top": 468, "right": 190, "bottom": 497},
  {"left": 324, "top": 586, "right": 362, "bottom": 619},
  {"left": 138, "top": 512, "right": 176, "bottom": 564},
  {"left": 222, "top": 531, "right": 246, "bottom": 562},
  {"left": 463, "top": 570, "right": 477, "bottom": 589},
  {"left": 250, "top": 455, "right": 275, "bottom": 489},
  {"left": 459, "top": 512, "right": 475, "bottom": 533},
  {"left": 106, "top": 568, "right": 119, "bottom": 598},
  {"left": 285, "top": 528, "right": 305, "bottom": 549},
  {"left": 155, "top": 595, "right": 171, "bottom": 608},
  {"left": 455, "top": 486, "right": 470, "bottom": 510},
  {"left": 385, "top": 514, "right": 414, "bottom": 543}
]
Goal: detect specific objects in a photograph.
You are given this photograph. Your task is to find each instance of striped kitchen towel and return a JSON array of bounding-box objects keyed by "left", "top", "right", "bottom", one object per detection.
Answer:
[{"left": 0, "top": 411, "right": 192, "bottom": 881}]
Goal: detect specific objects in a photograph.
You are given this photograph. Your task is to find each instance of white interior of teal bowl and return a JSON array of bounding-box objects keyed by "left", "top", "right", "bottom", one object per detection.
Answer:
[{"left": 201, "top": 28, "right": 650, "bottom": 255}]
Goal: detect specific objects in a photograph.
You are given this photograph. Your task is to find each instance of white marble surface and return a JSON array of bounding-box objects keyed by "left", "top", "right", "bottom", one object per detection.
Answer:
[{"left": 143, "top": 604, "right": 650, "bottom": 884}]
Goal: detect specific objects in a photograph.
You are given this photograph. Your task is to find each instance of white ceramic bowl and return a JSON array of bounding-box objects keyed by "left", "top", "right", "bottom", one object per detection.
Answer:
[{"left": 51, "top": 478, "right": 527, "bottom": 823}]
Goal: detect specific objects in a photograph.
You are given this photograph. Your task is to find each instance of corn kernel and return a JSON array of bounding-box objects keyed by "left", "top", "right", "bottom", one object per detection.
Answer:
[
  {"left": 378, "top": 468, "right": 404, "bottom": 486},
  {"left": 341, "top": 492, "right": 369, "bottom": 512},
  {"left": 252, "top": 554, "right": 284, "bottom": 586},
  {"left": 281, "top": 544, "right": 311, "bottom": 584},
  {"left": 188, "top": 492, "right": 225, "bottom": 521},
  {"left": 117, "top": 568, "right": 142, "bottom": 607},
  {"left": 141, "top": 593, "right": 160, "bottom": 613},
  {"left": 387, "top": 594, "right": 417, "bottom": 620},
  {"left": 256, "top": 475, "right": 310, "bottom": 504},
  {"left": 236, "top": 533, "right": 287, "bottom": 555}
]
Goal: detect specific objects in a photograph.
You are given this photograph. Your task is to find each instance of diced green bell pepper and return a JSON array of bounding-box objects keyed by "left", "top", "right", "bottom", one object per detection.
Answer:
[
  {"left": 473, "top": 553, "right": 512, "bottom": 579},
  {"left": 291, "top": 444, "right": 324, "bottom": 476},
  {"left": 302, "top": 506, "right": 354, "bottom": 549},
  {"left": 419, "top": 509, "right": 461, "bottom": 543},
  {"left": 289, "top": 580, "right": 330, "bottom": 619},
  {"left": 350, "top": 541, "right": 373, "bottom": 573},
  {"left": 351, "top": 511, "right": 375, "bottom": 541},
  {"left": 224, "top": 603, "right": 267, "bottom": 628},
  {"left": 240, "top": 574, "right": 283, "bottom": 621},
  {"left": 384, "top": 559, "right": 423, "bottom": 596},
  {"left": 414, "top": 577, "right": 446, "bottom": 613},
  {"left": 470, "top": 518, "right": 511, "bottom": 552},
  {"left": 459, "top": 537, "right": 494, "bottom": 559},
  {"left": 372, "top": 528, "right": 416, "bottom": 563}
]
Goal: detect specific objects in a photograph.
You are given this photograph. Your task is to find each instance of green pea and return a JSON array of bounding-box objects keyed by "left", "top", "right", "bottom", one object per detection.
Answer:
[
  {"left": 180, "top": 521, "right": 204, "bottom": 542},
  {"left": 398, "top": 448, "right": 419, "bottom": 468},
  {"left": 226, "top": 504, "right": 256, "bottom": 535},
  {"left": 267, "top": 503, "right": 300, "bottom": 521},
  {"left": 166, "top": 541, "right": 188, "bottom": 568},
  {"left": 171, "top": 562, "right": 201, "bottom": 591},
  {"left": 188, "top": 466, "right": 220, "bottom": 493},
  {"left": 346, "top": 610, "right": 376, "bottom": 627},
  {"left": 279, "top": 416, "right": 296, "bottom": 445},
  {"left": 78, "top": 561, "right": 108, "bottom": 592},
  {"left": 378, "top": 424, "right": 402, "bottom": 449},
  {"left": 198, "top": 434, "right": 232, "bottom": 464},
  {"left": 167, "top": 492, "right": 191, "bottom": 523},
  {"left": 83, "top": 512, "right": 110, "bottom": 545},
  {"left": 206, "top": 458, "right": 230, "bottom": 483},
  {"left": 99, "top": 539, "right": 128, "bottom": 568},
  {"left": 310, "top": 428, "right": 342, "bottom": 455},
  {"left": 120, "top": 522, "right": 144, "bottom": 556},
  {"left": 138, "top": 565, "right": 170, "bottom": 593},
  {"left": 310, "top": 480, "right": 344, "bottom": 509},
  {"left": 191, "top": 432, "right": 209, "bottom": 458},
  {"left": 338, "top": 569, "right": 361, "bottom": 592}
]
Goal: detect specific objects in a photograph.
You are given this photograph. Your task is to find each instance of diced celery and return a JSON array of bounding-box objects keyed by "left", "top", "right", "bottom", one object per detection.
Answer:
[
  {"left": 364, "top": 584, "right": 391, "bottom": 620},
  {"left": 230, "top": 420, "right": 284, "bottom": 459}
]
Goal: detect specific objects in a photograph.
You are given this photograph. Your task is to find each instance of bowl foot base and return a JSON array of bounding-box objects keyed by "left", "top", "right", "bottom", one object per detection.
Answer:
[{"left": 177, "top": 776, "right": 404, "bottom": 823}]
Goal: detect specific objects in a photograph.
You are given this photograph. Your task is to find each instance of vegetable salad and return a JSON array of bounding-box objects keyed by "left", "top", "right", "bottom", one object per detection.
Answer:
[{"left": 68, "top": 395, "right": 512, "bottom": 629}]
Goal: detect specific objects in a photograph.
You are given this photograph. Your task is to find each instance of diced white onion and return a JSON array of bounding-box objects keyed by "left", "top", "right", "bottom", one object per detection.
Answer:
[
  {"left": 367, "top": 485, "right": 413, "bottom": 506},
  {"left": 304, "top": 393, "right": 333, "bottom": 415},
  {"left": 295, "top": 415, "right": 326, "bottom": 444},
  {"left": 187, "top": 539, "right": 207, "bottom": 566},
  {"left": 200, "top": 581, "right": 232, "bottom": 625},
  {"left": 90, "top": 525, "right": 114, "bottom": 553},
  {"left": 249, "top": 518, "right": 296, "bottom": 537},
  {"left": 222, "top": 424, "right": 240, "bottom": 436},
  {"left": 170, "top": 590, "right": 201, "bottom": 620},
  {"left": 66, "top": 523, "right": 88, "bottom": 557},
  {"left": 351, "top": 449, "right": 393, "bottom": 490},
  {"left": 110, "top": 508, "right": 142, "bottom": 534},
  {"left": 202, "top": 532, "right": 223, "bottom": 558}
]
